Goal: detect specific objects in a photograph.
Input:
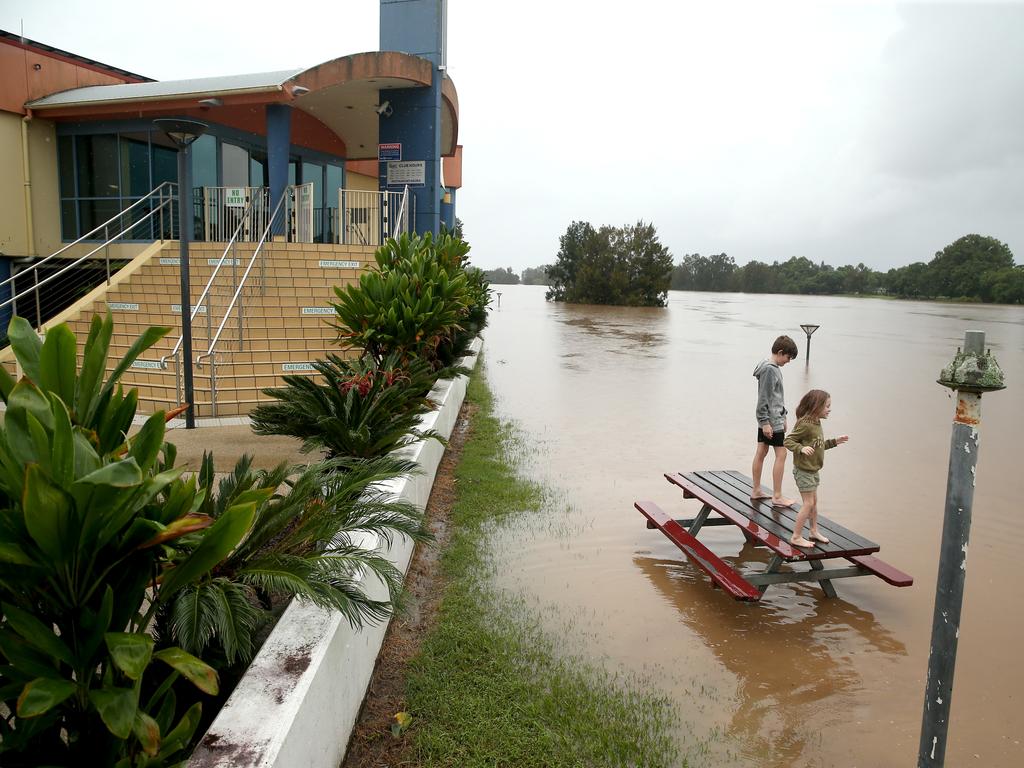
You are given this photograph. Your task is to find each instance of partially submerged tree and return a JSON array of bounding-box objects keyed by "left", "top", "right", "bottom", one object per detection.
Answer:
[{"left": 546, "top": 220, "right": 673, "bottom": 307}]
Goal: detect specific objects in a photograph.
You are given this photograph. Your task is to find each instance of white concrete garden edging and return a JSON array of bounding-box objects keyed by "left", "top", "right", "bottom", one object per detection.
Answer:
[{"left": 188, "top": 338, "right": 481, "bottom": 768}]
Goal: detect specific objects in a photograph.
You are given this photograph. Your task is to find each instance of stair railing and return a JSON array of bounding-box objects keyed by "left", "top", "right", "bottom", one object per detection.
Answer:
[
  {"left": 159, "top": 188, "right": 270, "bottom": 392},
  {"left": 0, "top": 182, "right": 177, "bottom": 327},
  {"left": 195, "top": 186, "right": 293, "bottom": 416}
]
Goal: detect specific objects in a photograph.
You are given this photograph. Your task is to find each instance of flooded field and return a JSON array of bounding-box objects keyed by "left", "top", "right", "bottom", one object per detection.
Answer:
[{"left": 481, "top": 285, "right": 1023, "bottom": 767}]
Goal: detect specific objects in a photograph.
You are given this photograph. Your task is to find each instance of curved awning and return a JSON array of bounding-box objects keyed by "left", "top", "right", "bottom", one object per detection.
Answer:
[{"left": 26, "top": 51, "right": 458, "bottom": 160}]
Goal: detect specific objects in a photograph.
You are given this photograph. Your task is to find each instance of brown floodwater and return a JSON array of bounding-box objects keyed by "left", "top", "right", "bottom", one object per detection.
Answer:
[{"left": 481, "top": 285, "right": 1023, "bottom": 767}]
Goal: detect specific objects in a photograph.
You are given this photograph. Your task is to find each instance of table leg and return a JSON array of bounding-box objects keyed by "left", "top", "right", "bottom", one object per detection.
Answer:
[
  {"left": 758, "top": 554, "right": 784, "bottom": 596},
  {"left": 689, "top": 503, "right": 713, "bottom": 536},
  {"left": 809, "top": 558, "right": 838, "bottom": 598}
]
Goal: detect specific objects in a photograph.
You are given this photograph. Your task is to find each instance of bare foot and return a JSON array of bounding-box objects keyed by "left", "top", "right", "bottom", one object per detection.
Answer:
[
  {"left": 750, "top": 488, "right": 771, "bottom": 500},
  {"left": 808, "top": 531, "right": 831, "bottom": 544},
  {"left": 772, "top": 497, "right": 796, "bottom": 508},
  {"left": 790, "top": 535, "right": 815, "bottom": 548}
]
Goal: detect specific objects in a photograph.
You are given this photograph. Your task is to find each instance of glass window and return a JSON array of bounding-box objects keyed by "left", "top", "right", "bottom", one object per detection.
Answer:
[
  {"left": 60, "top": 200, "right": 76, "bottom": 240},
  {"left": 78, "top": 199, "right": 122, "bottom": 235},
  {"left": 326, "top": 164, "right": 343, "bottom": 201},
  {"left": 58, "top": 135, "right": 75, "bottom": 198},
  {"left": 221, "top": 142, "right": 249, "bottom": 187},
  {"left": 250, "top": 150, "right": 268, "bottom": 188},
  {"left": 119, "top": 132, "right": 151, "bottom": 197},
  {"left": 76, "top": 134, "right": 119, "bottom": 197},
  {"left": 302, "top": 161, "right": 324, "bottom": 242},
  {"left": 324, "top": 164, "right": 343, "bottom": 244},
  {"left": 190, "top": 134, "right": 217, "bottom": 189},
  {"left": 288, "top": 160, "right": 297, "bottom": 187}
]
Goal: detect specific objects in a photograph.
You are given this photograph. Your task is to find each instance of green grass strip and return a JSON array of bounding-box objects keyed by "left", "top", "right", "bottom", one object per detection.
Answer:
[{"left": 405, "top": 359, "right": 680, "bottom": 767}]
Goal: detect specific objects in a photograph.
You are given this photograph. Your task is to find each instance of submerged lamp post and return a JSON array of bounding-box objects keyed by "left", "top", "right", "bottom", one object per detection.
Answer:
[
  {"left": 154, "top": 119, "right": 207, "bottom": 429},
  {"left": 799, "top": 324, "right": 819, "bottom": 362},
  {"left": 918, "top": 330, "right": 1005, "bottom": 767}
]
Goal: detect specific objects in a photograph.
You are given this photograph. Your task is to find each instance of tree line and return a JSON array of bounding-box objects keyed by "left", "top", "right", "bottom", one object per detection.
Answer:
[
  {"left": 670, "top": 234, "right": 1022, "bottom": 303},
  {"left": 500, "top": 228, "right": 1021, "bottom": 306}
]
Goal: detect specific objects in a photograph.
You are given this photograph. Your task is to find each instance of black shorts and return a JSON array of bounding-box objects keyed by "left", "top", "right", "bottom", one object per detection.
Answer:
[{"left": 756, "top": 427, "right": 785, "bottom": 447}]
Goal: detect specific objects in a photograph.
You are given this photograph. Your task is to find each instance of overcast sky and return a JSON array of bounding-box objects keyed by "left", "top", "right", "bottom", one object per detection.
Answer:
[{"left": 4, "top": 1, "right": 1022, "bottom": 272}]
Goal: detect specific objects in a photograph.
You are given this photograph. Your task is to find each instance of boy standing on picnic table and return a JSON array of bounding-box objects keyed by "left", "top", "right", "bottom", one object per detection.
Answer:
[{"left": 751, "top": 335, "right": 799, "bottom": 507}]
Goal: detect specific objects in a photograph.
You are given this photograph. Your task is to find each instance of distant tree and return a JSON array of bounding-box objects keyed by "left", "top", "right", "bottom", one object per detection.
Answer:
[
  {"left": 521, "top": 265, "right": 553, "bottom": 285},
  {"left": 927, "top": 234, "right": 1015, "bottom": 299},
  {"left": 483, "top": 267, "right": 520, "bottom": 285},
  {"left": 980, "top": 265, "right": 1024, "bottom": 304},
  {"left": 670, "top": 256, "right": 696, "bottom": 290},
  {"left": 732, "top": 259, "right": 779, "bottom": 293},
  {"left": 885, "top": 262, "right": 930, "bottom": 298},
  {"left": 547, "top": 220, "right": 673, "bottom": 306}
]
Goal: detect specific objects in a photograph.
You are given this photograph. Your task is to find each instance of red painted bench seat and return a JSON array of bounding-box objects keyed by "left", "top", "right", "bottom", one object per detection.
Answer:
[
  {"left": 635, "top": 500, "right": 761, "bottom": 601},
  {"left": 847, "top": 554, "right": 914, "bottom": 587}
]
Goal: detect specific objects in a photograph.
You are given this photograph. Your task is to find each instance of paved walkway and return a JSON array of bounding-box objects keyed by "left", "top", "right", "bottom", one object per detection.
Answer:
[{"left": 161, "top": 420, "right": 317, "bottom": 472}]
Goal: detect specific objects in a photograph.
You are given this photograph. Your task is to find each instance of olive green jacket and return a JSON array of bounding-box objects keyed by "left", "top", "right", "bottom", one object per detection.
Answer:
[{"left": 783, "top": 418, "right": 838, "bottom": 472}]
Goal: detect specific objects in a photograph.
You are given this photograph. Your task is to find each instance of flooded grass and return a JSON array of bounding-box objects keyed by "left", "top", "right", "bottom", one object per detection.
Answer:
[{"left": 404, "top": 360, "right": 681, "bottom": 767}]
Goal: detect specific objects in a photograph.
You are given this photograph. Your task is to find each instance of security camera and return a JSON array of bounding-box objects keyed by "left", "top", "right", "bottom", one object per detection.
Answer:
[{"left": 375, "top": 100, "right": 393, "bottom": 117}]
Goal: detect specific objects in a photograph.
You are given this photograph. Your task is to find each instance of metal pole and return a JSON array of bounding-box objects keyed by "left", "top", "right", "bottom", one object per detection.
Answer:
[
  {"left": 177, "top": 146, "right": 196, "bottom": 429},
  {"left": 918, "top": 330, "right": 1005, "bottom": 767}
]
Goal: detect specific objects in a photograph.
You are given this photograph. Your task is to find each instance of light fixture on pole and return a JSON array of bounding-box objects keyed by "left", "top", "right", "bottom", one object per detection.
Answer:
[
  {"left": 799, "top": 323, "right": 820, "bottom": 363},
  {"left": 154, "top": 118, "right": 207, "bottom": 429}
]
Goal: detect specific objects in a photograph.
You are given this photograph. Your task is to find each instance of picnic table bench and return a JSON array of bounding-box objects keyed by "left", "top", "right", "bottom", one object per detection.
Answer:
[{"left": 636, "top": 469, "right": 913, "bottom": 601}]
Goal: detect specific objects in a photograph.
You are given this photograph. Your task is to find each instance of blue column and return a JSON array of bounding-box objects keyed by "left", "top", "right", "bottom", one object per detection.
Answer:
[
  {"left": 377, "top": 75, "right": 442, "bottom": 237},
  {"left": 266, "top": 104, "right": 292, "bottom": 232},
  {"left": 380, "top": 0, "right": 445, "bottom": 236}
]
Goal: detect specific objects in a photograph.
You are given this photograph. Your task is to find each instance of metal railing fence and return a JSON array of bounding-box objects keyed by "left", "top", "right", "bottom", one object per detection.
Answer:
[
  {"left": 337, "top": 186, "right": 411, "bottom": 245},
  {"left": 0, "top": 182, "right": 177, "bottom": 327},
  {"left": 198, "top": 186, "right": 271, "bottom": 243}
]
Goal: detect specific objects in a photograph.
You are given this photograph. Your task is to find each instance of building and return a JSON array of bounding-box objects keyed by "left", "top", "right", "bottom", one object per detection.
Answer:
[{"left": 0, "top": 0, "right": 462, "bottom": 418}]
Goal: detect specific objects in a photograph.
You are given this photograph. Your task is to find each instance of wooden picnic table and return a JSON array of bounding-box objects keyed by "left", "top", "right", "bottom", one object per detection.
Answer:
[{"left": 636, "top": 469, "right": 913, "bottom": 601}]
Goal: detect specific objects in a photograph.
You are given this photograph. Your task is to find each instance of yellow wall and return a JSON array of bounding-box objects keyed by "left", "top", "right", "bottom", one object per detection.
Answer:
[
  {"left": 0, "top": 112, "right": 60, "bottom": 258},
  {"left": 29, "top": 117, "right": 60, "bottom": 257},
  {"left": 346, "top": 171, "right": 378, "bottom": 192},
  {"left": 0, "top": 111, "right": 27, "bottom": 255}
]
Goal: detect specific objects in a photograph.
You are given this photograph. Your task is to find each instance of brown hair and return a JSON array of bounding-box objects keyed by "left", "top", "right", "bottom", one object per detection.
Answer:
[
  {"left": 772, "top": 335, "right": 798, "bottom": 359},
  {"left": 795, "top": 389, "right": 830, "bottom": 422}
]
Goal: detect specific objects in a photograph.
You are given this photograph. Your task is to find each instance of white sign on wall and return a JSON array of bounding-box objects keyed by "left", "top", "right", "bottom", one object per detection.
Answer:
[{"left": 386, "top": 160, "right": 426, "bottom": 187}]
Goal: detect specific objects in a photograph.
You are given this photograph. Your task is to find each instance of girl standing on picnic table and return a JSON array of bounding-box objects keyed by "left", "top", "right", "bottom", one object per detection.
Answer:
[{"left": 783, "top": 389, "right": 849, "bottom": 548}]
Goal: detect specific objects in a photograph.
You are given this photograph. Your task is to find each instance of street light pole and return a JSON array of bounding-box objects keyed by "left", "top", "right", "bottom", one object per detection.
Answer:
[
  {"left": 799, "top": 324, "right": 820, "bottom": 363},
  {"left": 154, "top": 119, "right": 207, "bottom": 429}
]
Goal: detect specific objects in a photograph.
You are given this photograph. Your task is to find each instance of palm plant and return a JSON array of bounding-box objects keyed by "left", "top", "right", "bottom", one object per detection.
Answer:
[
  {"left": 158, "top": 453, "right": 430, "bottom": 666},
  {"left": 250, "top": 353, "right": 443, "bottom": 460}
]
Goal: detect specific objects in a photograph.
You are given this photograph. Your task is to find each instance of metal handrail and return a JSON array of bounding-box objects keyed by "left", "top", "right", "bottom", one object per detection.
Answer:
[
  {"left": 196, "top": 187, "right": 291, "bottom": 371},
  {"left": 160, "top": 188, "right": 269, "bottom": 369},
  {"left": 0, "top": 183, "right": 178, "bottom": 318},
  {"left": 395, "top": 185, "right": 410, "bottom": 237}
]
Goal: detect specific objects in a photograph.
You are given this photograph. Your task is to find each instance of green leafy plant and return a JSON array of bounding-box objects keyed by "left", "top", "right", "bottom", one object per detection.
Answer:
[
  {"left": 0, "top": 314, "right": 255, "bottom": 766},
  {"left": 330, "top": 233, "right": 472, "bottom": 371},
  {"left": 250, "top": 353, "right": 443, "bottom": 460},
  {"left": 158, "top": 454, "right": 430, "bottom": 667}
]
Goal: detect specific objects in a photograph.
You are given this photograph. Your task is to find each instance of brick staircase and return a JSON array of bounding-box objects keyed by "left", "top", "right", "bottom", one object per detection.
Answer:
[{"left": 1, "top": 240, "right": 378, "bottom": 418}]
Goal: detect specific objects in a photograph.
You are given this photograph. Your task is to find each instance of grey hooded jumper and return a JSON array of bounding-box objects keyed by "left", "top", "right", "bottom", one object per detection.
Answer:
[{"left": 753, "top": 360, "right": 787, "bottom": 432}]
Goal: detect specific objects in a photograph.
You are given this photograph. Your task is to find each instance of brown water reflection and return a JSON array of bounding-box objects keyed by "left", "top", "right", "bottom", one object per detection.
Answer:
[{"left": 482, "top": 286, "right": 1024, "bottom": 767}]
